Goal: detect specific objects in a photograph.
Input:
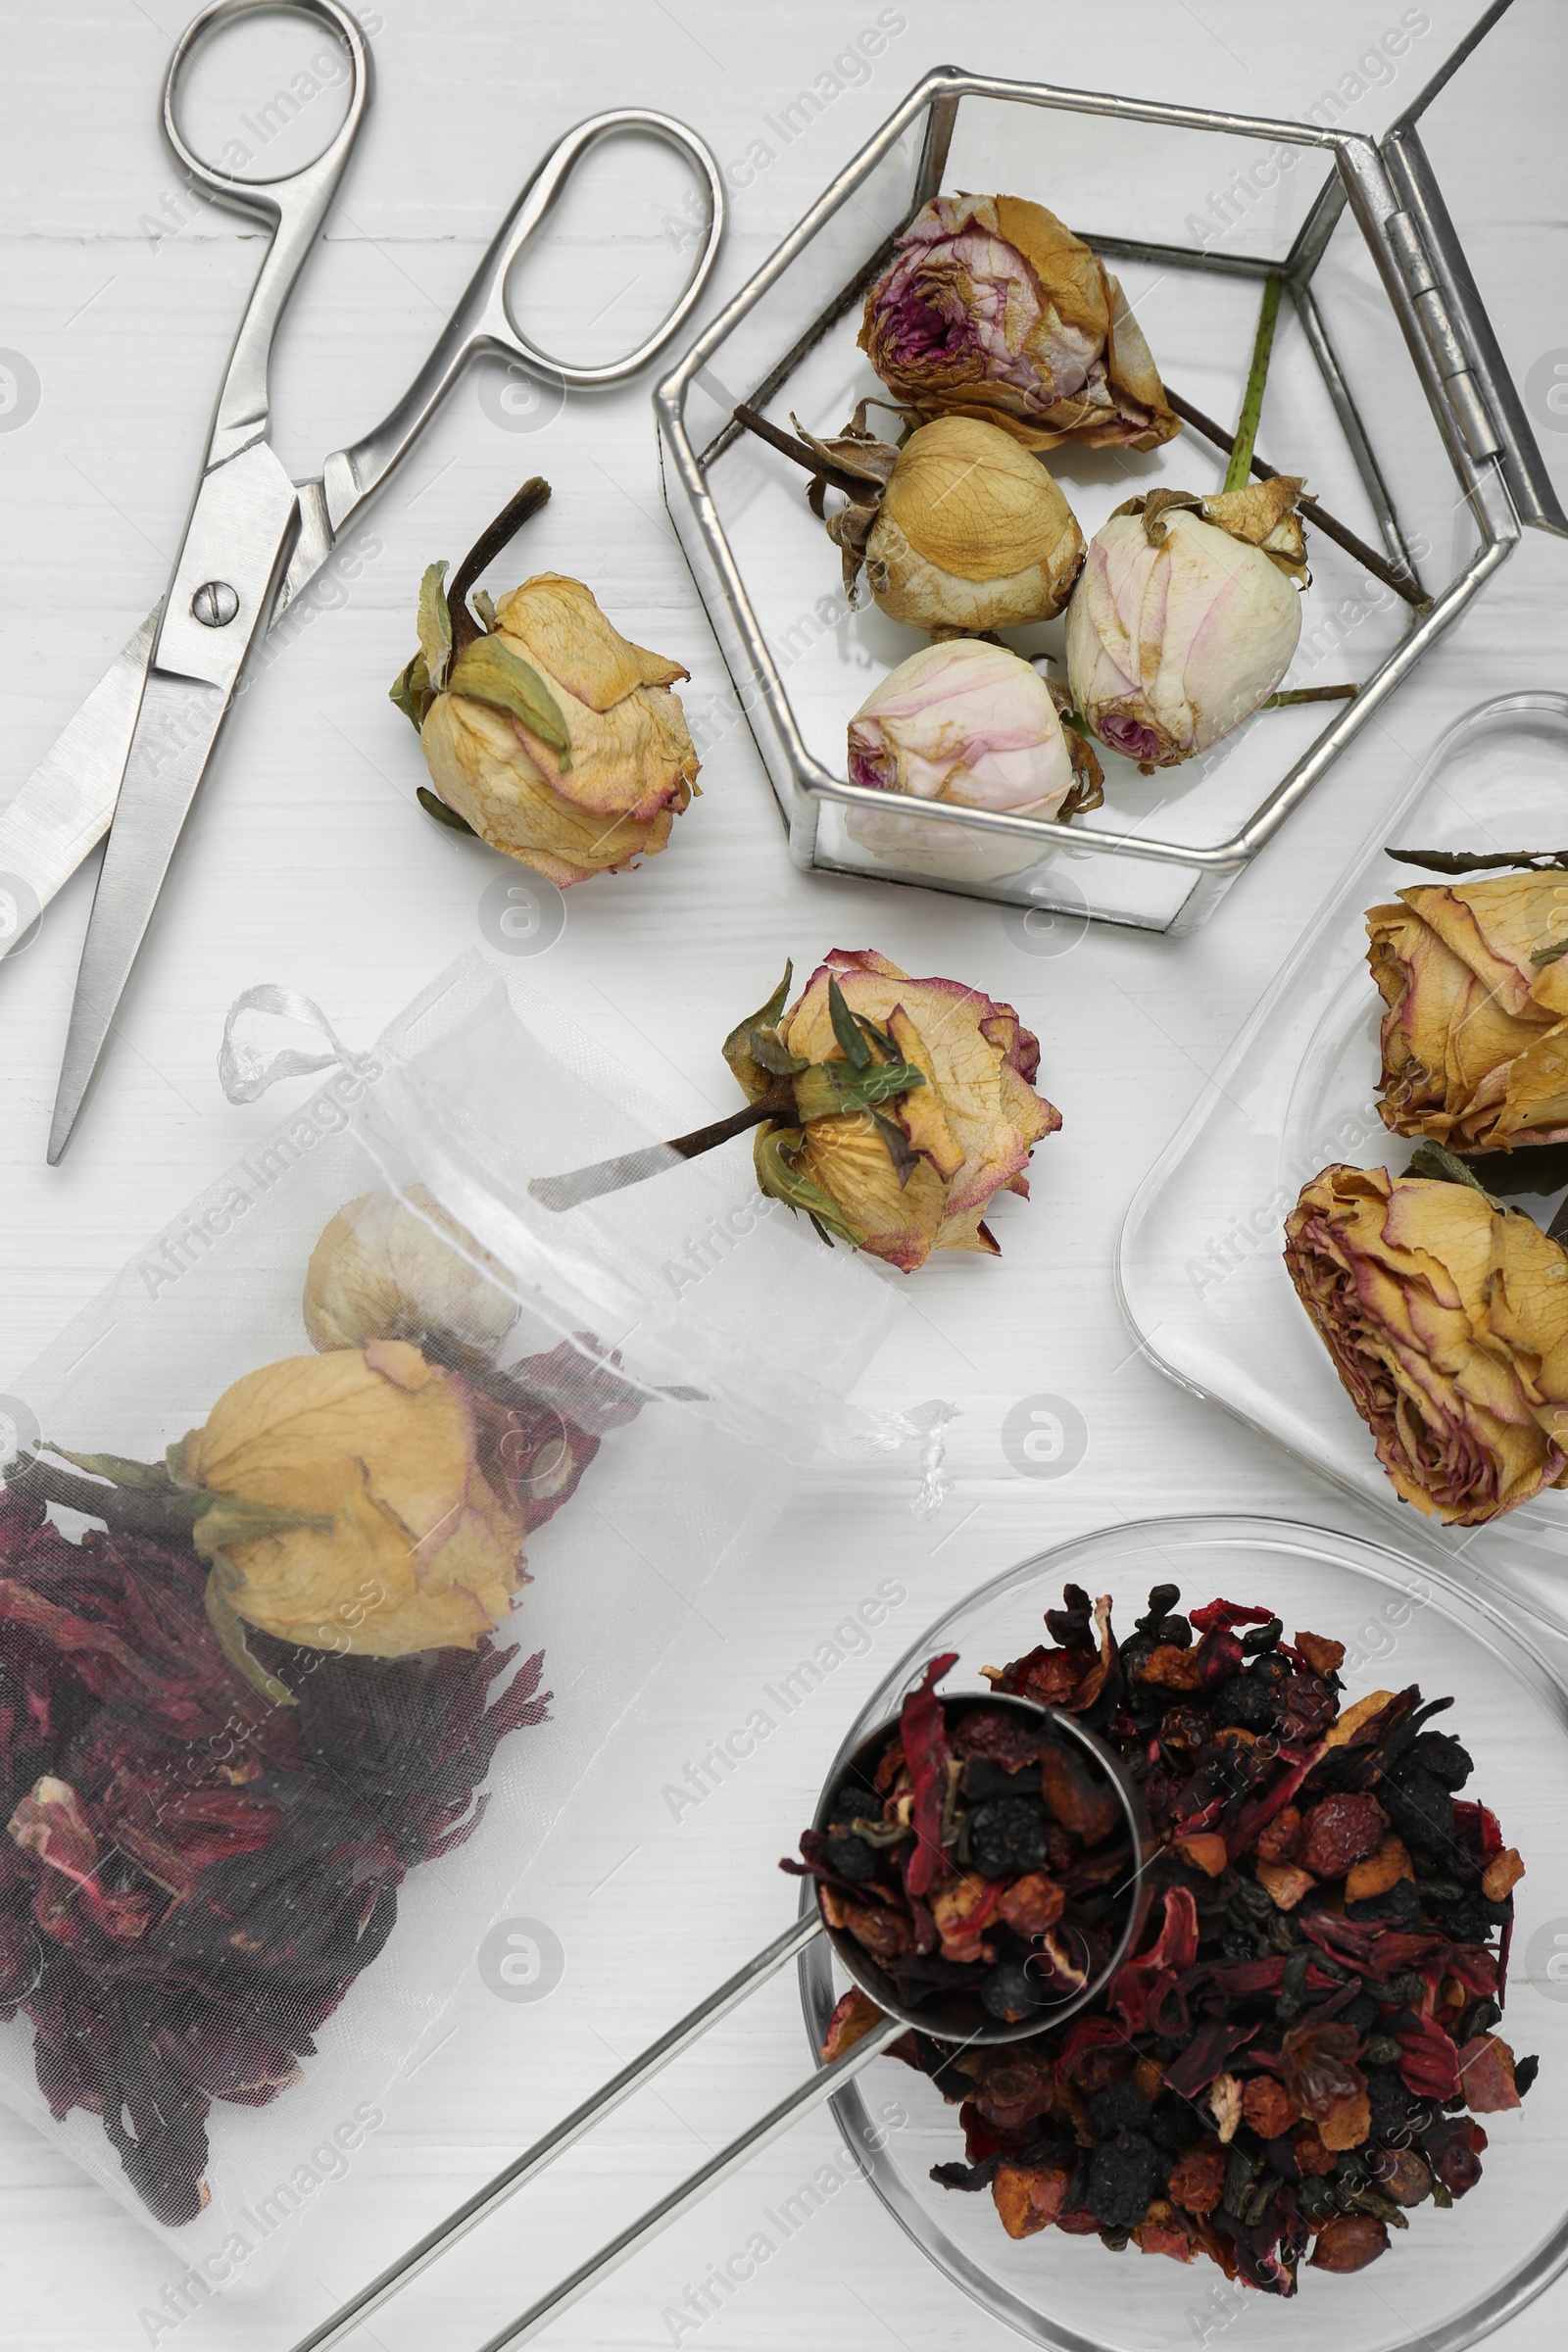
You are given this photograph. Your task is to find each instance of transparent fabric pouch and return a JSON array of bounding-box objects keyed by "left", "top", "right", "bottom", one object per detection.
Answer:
[{"left": 0, "top": 951, "right": 920, "bottom": 2283}]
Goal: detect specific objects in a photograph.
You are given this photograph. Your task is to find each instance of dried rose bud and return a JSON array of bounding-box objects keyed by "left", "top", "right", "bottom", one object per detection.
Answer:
[
  {"left": 859, "top": 194, "right": 1179, "bottom": 453},
  {"left": 173, "top": 1341, "right": 529, "bottom": 1662},
  {"left": 1065, "top": 480, "right": 1307, "bottom": 767},
  {"left": 302, "top": 1186, "right": 517, "bottom": 1359},
  {"left": 393, "top": 523, "right": 699, "bottom": 885},
  {"left": 1368, "top": 874, "right": 1568, "bottom": 1151},
  {"left": 725, "top": 950, "right": 1059, "bottom": 1272},
  {"left": 801, "top": 412, "right": 1084, "bottom": 631},
  {"left": 1284, "top": 1164, "right": 1568, "bottom": 1523},
  {"left": 845, "top": 639, "right": 1102, "bottom": 882}
]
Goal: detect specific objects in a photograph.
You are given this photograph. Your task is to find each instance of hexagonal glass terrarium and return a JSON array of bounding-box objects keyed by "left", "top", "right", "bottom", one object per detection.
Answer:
[{"left": 656, "top": 29, "right": 1561, "bottom": 935}]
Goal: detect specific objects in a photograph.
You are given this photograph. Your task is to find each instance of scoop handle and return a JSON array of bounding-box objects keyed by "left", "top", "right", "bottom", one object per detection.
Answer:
[{"left": 288, "top": 1910, "right": 824, "bottom": 2352}]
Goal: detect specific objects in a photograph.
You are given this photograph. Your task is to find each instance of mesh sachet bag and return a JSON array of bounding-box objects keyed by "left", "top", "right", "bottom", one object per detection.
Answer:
[{"left": 0, "top": 950, "right": 934, "bottom": 2282}]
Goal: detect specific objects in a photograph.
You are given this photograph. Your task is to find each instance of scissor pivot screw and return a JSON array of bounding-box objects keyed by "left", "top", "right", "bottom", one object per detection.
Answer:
[{"left": 191, "top": 580, "right": 240, "bottom": 628}]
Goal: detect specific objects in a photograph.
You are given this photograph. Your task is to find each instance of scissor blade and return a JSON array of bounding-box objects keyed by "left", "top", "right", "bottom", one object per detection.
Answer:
[
  {"left": 47, "top": 672, "right": 227, "bottom": 1163},
  {"left": 0, "top": 611, "right": 160, "bottom": 967}
]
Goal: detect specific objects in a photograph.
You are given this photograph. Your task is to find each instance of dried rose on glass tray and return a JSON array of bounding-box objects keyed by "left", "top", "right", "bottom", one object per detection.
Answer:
[
  {"left": 844, "top": 639, "right": 1102, "bottom": 884},
  {"left": 818, "top": 1583, "right": 1533, "bottom": 2294},
  {"left": 1065, "top": 481, "right": 1309, "bottom": 770},
  {"left": 1284, "top": 1163, "right": 1568, "bottom": 1526},
  {"left": 1368, "top": 873, "right": 1568, "bottom": 1153},
  {"left": 0, "top": 1189, "right": 642, "bottom": 2226},
  {"left": 858, "top": 196, "right": 1180, "bottom": 454}
]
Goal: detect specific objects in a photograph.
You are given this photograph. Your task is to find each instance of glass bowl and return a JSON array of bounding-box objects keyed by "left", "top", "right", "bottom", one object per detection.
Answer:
[{"left": 798, "top": 1513, "right": 1568, "bottom": 2352}]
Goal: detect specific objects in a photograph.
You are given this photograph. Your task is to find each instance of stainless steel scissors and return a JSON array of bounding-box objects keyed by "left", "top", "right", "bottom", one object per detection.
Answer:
[{"left": 8, "top": 0, "right": 723, "bottom": 1161}]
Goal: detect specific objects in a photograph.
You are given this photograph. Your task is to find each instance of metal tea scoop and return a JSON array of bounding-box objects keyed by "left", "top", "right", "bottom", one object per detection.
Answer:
[{"left": 290, "top": 1682, "right": 1152, "bottom": 2352}]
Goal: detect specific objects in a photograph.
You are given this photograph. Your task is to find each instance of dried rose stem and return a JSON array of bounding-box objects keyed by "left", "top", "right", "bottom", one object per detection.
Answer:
[
  {"left": 1164, "top": 386, "right": 1428, "bottom": 611},
  {"left": 6, "top": 1451, "right": 196, "bottom": 1539},
  {"left": 447, "top": 477, "right": 553, "bottom": 659},
  {"left": 530, "top": 1078, "right": 797, "bottom": 1213},
  {"left": 732, "top": 404, "right": 878, "bottom": 499},
  {"left": 1223, "top": 273, "right": 1284, "bottom": 494},
  {"left": 1262, "top": 684, "right": 1358, "bottom": 708}
]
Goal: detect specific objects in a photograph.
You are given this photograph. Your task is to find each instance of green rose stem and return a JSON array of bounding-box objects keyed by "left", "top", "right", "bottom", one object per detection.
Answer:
[
  {"left": 1223, "top": 272, "right": 1284, "bottom": 494},
  {"left": 6, "top": 1448, "right": 209, "bottom": 1539},
  {"left": 1163, "top": 384, "right": 1428, "bottom": 611},
  {"left": 529, "top": 1076, "right": 799, "bottom": 1212},
  {"left": 1261, "top": 684, "right": 1358, "bottom": 708}
]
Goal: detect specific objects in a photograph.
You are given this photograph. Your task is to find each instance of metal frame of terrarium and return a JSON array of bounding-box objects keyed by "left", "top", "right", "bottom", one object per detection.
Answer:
[{"left": 655, "top": 3, "right": 1565, "bottom": 936}]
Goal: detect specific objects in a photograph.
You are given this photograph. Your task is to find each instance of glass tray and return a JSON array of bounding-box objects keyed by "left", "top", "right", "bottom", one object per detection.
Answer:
[
  {"left": 1115, "top": 691, "right": 1568, "bottom": 1630},
  {"left": 798, "top": 1513, "right": 1568, "bottom": 2352}
]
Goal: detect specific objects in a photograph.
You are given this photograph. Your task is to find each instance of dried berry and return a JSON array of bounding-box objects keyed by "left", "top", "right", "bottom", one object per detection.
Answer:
[
  {"left": 1086, "top": 2076, "right": 1152, "bottom": 2138},
  {"left": 1298, "top": 1792, "right": 1386, "bottom": 1880},
  {"left": 1380, "top": 1765, "right": 1456, "bottom": 1857},
  {"left": 1208, "top": 1674, "right": 1274, "bottom": 1733},
  {"left": 983, "top": 1959, "right": 1049, "bottom": 2022},
  {"left": 1310, "top": 2213, "right": 1390, "bottom": 2272},
  {"left": 971, "top": 1794, "right": 1051, "bottom": 1878},
  {"left": 1086, "top": 2130, "right": 1161, "bottom": 2229}
]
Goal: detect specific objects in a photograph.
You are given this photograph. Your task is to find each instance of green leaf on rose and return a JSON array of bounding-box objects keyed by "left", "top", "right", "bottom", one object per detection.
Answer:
[
  {"left": 723, "top": 963, "right": 795, "bottom": 1103},
  {"left": 754, "top": 1125, "right": 864, "bottom": 1248},
  {"left": 390, "top": 651, "right": 433, "bottom": 734},
  {"left": 204, "top": 1570, "right": 297, "bottom": 1709},
  {"left": 417, "top": 561, "right": 454, "bottom": 689},
  {"left": 1408, "top": 1141, "right": 1506, "bottom": 1211},
  {"left": 417, "top": 786, "right": 478, "bottom": 837},
  {"left": 870, "top": 1108, "right": 920, "bottom": 1188},
  {"left": 446, "top": 636, "right": 571, "bottom": 765},
  {"left": 472, "top": 587, "right": 498, "bottom": 631},
  {"left": 792, "top": 1056, "right": 925, "bottom": 1122},
  {"left": 828, "top": 975, "right": 873, "bottom": 1069}
]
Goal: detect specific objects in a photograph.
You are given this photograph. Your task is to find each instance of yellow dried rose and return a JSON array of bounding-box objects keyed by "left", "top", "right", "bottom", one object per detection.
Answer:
[
  {"left": 391, "top": 479, "right": 699, "bottom": 887},
  {"left": 1283, "top": 1163, "right": 1568, "bottom": 1524},
  {"left": 173, "top": 1341, "right": 527, "bottom": 1663},
  {"left": 1368, "top": 874, "right": 1568, "bottom": 1152},
  {"left": 726, "top": 950, "right": 1060, "bottom": 1272},
  {"left": 302, "top": 1185, "right": 517, "bottom": 1359},
  {"left": 793, "top": 411, "right": 1084, "bottom": 632}
]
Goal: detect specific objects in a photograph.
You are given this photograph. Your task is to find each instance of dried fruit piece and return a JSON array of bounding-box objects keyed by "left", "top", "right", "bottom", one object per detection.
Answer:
[
  {"left": 993, "top": 2157, "right": 1073, "bottom": 2238},
  {"left": 1298, "top": 1792, "right": 1387, "bottom": 1880},
  {"left": 1256, "top": 1860, "right": 1315, "bottom": 1911},
  {"left": 1295, "top": 1629, "right": 1348, "bottom": 1675},
  {"left": 1310, "top": 2214, "right": 1390, "bottom": 2272},
  {"left": 1168, "top": 2143, "right": 1227, "bottom": 2216},
  {"left": 1345, "top": 1832, "right": 1414, "bottom": 1902},
  {"left": 1481, "top": 1845, "right": 1525, "bottom": 1900},
  {"left": 1243, "top": 2076, "right": 1300, "bottom": 2138}
]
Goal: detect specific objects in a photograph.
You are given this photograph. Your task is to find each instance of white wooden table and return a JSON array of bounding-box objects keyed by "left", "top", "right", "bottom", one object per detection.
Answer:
[{"left": 3, "top": 1, "right": 1566, "bottom": 2345}]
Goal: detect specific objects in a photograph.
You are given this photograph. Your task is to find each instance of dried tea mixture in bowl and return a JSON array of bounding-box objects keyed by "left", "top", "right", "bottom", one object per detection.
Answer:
[{"left": 801, "top": 1583, "right": 1534, "bottom": 2294}]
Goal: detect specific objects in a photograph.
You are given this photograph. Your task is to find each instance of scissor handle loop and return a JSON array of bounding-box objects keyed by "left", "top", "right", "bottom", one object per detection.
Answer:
[
  {"left": 163, "top": 0, "right": 370, "bottom": 209},
  {"left": 322, "top": 107, "right": 725, "bottom": 531},
  {"left": 476, "top": 109, "right": 726, "bottom": 391}
]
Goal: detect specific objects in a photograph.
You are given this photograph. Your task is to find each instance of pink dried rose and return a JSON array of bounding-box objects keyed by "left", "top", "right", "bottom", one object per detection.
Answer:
[
  {"left": 846, "top": 639, "right": 1102, "bottom": 882},
  {"left": 860, "top": 194, "right": 1179, "bottom": 453},
  {"left": 729, "top": 949, "right": 1060, "bottom": 1272},
  {"left": 1065, "top": 481, "right": 1307, "bottom": 768},
  {"left": 1283, "top": 1163, "right": 1568, "bottom": 1524}
]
